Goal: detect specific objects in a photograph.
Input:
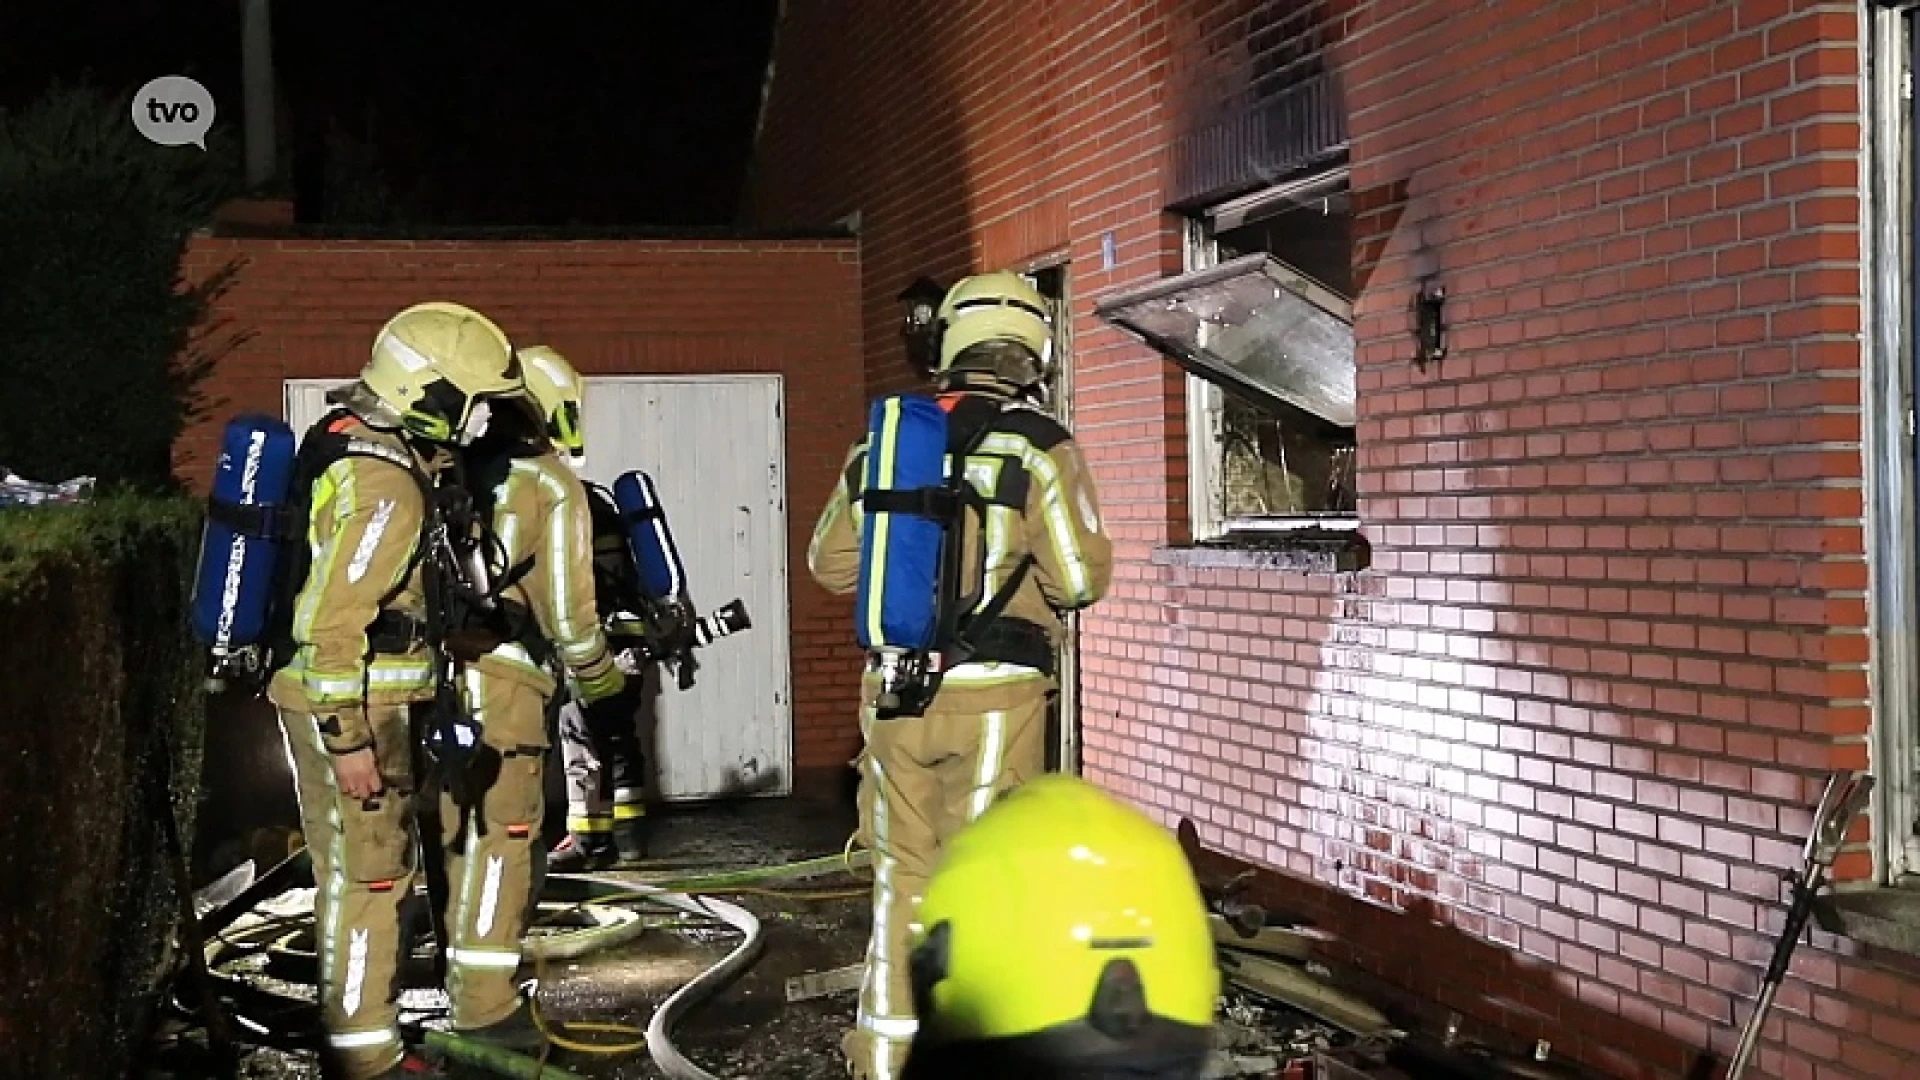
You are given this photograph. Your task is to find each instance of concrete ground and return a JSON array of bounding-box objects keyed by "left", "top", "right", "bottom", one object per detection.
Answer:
[{"left": 165, "top": 777, "right": 1393, "bottom": 1080}]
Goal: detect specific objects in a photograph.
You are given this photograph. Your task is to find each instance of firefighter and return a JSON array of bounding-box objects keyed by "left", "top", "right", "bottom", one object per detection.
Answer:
[
  {"left": 270, "top": 302, "right": 528, "bottom": 1080},
  {"left": 438, "top": 343, "right": 629, "bottom": 1040},
  {"left": 899, "top": 774, "right": 1219, "bottom": 1080},
  {"left": 808, "top": 270, "right": 1115, "bottom": 1080},
  {"left": 509, "top": 345, "right": 655, "bottom": 870}
]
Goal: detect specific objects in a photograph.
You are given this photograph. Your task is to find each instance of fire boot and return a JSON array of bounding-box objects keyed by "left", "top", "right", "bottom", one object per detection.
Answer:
[
  {"left": 548, "top": 831, "right": 615, "bottom": 872},
  {"left": 612, "top": 813, "right": 649, "bottom": 865},
  {"left": 454, "top": 998, "right": 549, "bottom": 1056}
]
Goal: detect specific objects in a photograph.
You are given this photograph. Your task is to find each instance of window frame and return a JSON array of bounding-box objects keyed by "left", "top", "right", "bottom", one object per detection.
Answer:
[
  {"left": 1865, "top": 0, "right": 1920, "bottom": 885},
  {"left": 1181, "top": 167, "right": 1360, "bottom": 542},
  {"left": 1019, "top": 258, "right": 1084, "bottom": 778}
]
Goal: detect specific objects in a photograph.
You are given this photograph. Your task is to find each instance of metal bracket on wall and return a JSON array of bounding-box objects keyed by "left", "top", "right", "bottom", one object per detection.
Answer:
[{"left": 1413, "top": 280, "right": 1447, "bottom": 371}]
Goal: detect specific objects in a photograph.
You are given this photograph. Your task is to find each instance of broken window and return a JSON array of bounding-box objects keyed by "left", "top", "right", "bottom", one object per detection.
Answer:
[{"left": 1097, "top": 171, "right": 1358, "bottom": 540}]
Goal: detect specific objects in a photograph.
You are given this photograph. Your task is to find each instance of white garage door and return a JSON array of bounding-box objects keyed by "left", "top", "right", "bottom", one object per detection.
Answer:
[
  {"left": 285, "top": 375, "right": 794, "bottom": 802},
  {"left": 283, "top": 380, "right": 348, "bottom": 447}
]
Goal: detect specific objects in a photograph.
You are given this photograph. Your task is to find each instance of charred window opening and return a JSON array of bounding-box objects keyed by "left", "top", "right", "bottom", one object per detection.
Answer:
[
  {"left": 1211, "top": 192, "right": 1356, "bottom": 522},
  {"left": 1100, "top": 170, "right": 1357, "bottom": 543}
]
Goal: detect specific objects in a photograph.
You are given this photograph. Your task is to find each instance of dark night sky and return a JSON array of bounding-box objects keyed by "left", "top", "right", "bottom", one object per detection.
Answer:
[{"left": 0, "top": 0, "right": 780, "bottom": 226}]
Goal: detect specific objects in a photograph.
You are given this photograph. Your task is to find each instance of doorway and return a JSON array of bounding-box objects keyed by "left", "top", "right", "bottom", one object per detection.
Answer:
[{"left": 1026, "top": 261, "right": 1083, "bottom": 776}]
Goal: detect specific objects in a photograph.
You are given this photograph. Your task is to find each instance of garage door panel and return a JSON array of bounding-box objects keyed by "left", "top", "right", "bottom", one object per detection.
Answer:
[{"left": 287, "top": 375, "right": 794, "bottom": 802}]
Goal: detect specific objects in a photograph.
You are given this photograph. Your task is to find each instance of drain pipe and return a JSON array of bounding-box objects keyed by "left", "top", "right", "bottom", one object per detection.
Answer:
[{"left": 241, "top": 0, "right": 275, "bottom": 187}]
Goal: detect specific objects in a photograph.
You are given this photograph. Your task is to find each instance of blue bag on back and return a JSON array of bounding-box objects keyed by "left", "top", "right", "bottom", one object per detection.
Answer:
[
  {"left": 854, "top": 394, "right": 951, "bottom": 651},
  {"left": 612, "top": 469, "right": 688, "bottom": 603},
  {"left": 190, "top": 414, "right": 298, "bottom": 651}
]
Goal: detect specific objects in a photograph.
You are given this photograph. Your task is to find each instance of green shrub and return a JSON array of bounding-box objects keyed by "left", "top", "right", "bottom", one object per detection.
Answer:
[
  {"left": 0, "top": 496, "right": 206, "bottom": 1079},
  {"left": 0, "top": 83, "right": 240, "bottom": 491}
]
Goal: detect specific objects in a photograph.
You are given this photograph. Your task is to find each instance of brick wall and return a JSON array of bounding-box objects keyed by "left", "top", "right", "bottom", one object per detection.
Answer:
[
  {"left": 748, "top": 2, "right": 1920, "bottom": 1077},
  {"left": 177, "top": 232, "right": 867, "bottom": 776}
]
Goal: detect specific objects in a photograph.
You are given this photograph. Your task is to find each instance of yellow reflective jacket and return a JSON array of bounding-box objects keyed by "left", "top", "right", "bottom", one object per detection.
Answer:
[
  {"left": 808, "top": 393, "right": 1113, "bottom": 658},
  {"left": 476, "top": 451, "right": 625, "bottom": 703},
  {"left": 268, "top": 415, "right": 440, "bottom": 748}
]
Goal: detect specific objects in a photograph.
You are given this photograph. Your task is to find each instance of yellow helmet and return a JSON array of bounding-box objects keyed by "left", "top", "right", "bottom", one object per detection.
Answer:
[
  {"left": 934, "top": 270, "right": 1053, "bottom": 390},
  {"left": 903, "top": 775, "right": 1218, "bottom": 1078},
  {"left": 360, "top": 302, "right": 523, "bottom": 444},
  {"left": 518, "top": 344, "right": 586, "bottom": 463}
]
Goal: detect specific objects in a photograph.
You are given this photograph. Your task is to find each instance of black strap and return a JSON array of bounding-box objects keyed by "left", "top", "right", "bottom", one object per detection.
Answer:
[
  {"left": 928, "top": 400, "right": 1006, "bottom": 658},
  {"left": 366, "top": 610, "right": 425, "bottom": 654},
  {"left": 497, "top": 595, "right": 555, "bottom": 669},
  {"left": 206, "top": 497, "right": 293, "bottom": 541},
  {"left": 497, "top": 554, "right": 536, "bottom": 595},
  {"left": 621, "top": 507, "right": 665, "bottom": 526},
  {"left": 862, "top": 488, "right": 964, "bottom": 518},
  {"left": 944, "top": 393, "right": 1004, "bottom": 448},
  {"left": 418, "top": 454, "right": 493, "bottom": 850},
  {"left": 947, "top": 555, "right": 1038, "bottom": 667},
  {"left": 960, "top": 614, "right": 1054, "bottom": 673}
]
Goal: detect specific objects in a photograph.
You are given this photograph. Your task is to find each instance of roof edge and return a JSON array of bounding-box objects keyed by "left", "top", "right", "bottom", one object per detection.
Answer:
[{"left": 195, "top": 221, "right": 857, "bottom": 243}]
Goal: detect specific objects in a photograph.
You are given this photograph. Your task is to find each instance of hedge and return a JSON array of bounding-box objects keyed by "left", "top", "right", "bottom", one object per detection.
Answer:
[
  {"left": 0, "top": 496, "right": 206, "bottom": 1078},
  {"left": 0, "top": 83, "right": 237, "bottom": 491}
]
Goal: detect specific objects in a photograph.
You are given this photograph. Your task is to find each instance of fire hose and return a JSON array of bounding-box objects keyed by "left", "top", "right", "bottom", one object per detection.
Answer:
[{"left": 179, "top": 843, "right": 872, "bottom": 1079}]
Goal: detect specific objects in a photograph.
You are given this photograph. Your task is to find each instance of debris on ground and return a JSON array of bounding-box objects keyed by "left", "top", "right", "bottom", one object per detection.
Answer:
[
  {"left": 1203, "top": 986, "right": 1362, "bottom": 1077},
  {"left": 1218, "top": 950, "right": 1395, "bottom": 1038},
  {"left": 0, "top": 467, "right": 94, "bottom": 507},
  {"left": 147, "top": 797, "right": 871, "bottom": 1080},
  {"left": 1208, "top": 914, "right": 1329, "bottom": 960},
  {"left": 783, "top": 962, "right": 863, "bottom": 1002},
  {"left": 1184, "top": 822, "right": 1428, "bottom": 1080}
]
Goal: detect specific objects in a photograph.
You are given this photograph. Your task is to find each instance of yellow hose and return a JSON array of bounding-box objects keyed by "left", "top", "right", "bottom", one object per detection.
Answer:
[{"left": 843, "top": 829, "right": 866, "bottom": 880}]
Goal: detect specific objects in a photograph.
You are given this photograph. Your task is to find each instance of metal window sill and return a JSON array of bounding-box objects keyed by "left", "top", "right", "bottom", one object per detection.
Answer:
[
  {"left": 1153, "top": 529, "right": 1371, "bottom": 574},
  {"left": 1815, "top": 880, "right": 1920, "bottom": 957}
]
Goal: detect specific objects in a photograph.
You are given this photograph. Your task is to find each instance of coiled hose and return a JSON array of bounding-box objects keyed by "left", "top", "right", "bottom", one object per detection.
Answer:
[
  {"left": 186, "top": 840, "right": 873, "bottom": 1079},
  {"left": 524, "top": 844, "right": 873, "bottom": 1072}
]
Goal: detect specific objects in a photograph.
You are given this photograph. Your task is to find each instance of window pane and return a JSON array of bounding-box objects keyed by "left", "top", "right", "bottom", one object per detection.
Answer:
[{"left": 1219, "top": 391, "right": 1357, "bottom": 518}]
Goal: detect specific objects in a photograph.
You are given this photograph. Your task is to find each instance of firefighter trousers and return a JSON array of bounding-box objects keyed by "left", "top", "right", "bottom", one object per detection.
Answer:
[
  {"left": 439, "top": 668, "right": 550, "bottom": 1030},
  {"left": 842, "top": 669, "right": 1052, "bottom": 1080},
  {"left": 557, "top": 678, "right": 647, "bottom": 844},
  {"left": 279, "top": 703, "right": 423, "bottom": 1080}
]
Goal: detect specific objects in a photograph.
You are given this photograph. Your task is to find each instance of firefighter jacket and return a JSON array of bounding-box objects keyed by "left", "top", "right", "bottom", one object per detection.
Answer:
[
  {"left": 807, "top": 394, "right": 1113, "bottom": 660},
  {"left": 477, "top": 452, "right": 626, "bottom": 704},
  {"left": 267, "top": 416, "right": 441, "bottom": 754}
]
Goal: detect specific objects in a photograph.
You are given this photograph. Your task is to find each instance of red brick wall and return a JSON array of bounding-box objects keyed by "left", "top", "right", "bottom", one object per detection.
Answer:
[
  {"left": 177, "top": 234, "right": 867, "bottom": 776},
  {"left": 748, "top": 2, "right": 1919, "bottom": 1077}
]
